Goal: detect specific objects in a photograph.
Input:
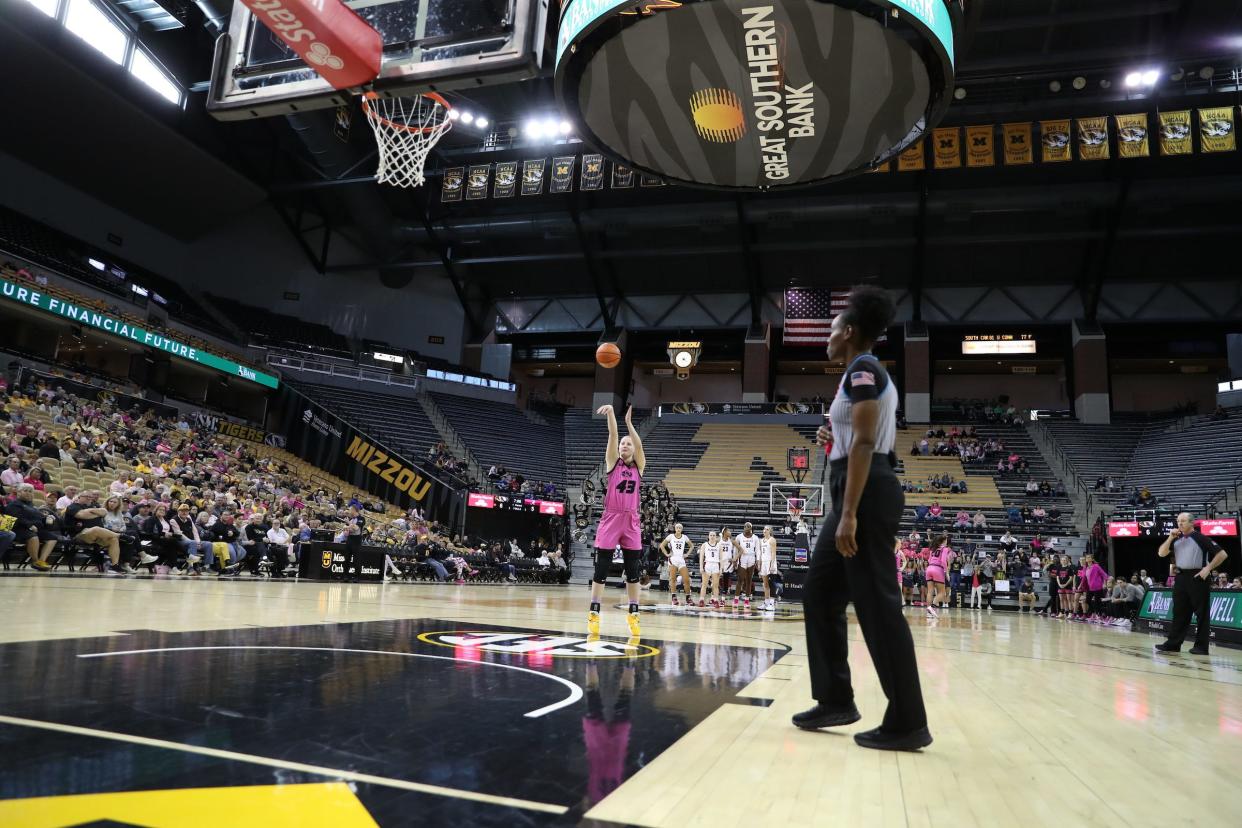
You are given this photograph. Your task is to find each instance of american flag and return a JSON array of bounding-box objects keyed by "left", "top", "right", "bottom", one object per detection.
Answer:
[{"left": 783, "top": 288, "right": 850, "bottom": 346}]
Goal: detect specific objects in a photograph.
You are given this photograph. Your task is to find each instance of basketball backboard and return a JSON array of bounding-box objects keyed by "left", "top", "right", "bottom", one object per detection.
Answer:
[
  {"left": 769, "top": 483, "right": 824, "bottom": 518},
  {"left": 208, "top": 0, "right": 547, "bottom": 120}
]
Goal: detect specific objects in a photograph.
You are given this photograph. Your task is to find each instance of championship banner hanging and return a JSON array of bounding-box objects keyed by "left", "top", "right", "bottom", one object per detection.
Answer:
[
  {"left": 441, "top": 167, "right": 464, "bottom": 202},
  {"left": 898, "top": 140, "right": 926, "bottom": 171},
  {"left": 555, "top": 0, "right": 958, "bottom": 190},
  {"left": 550, "top": 156, "right": 576, "bottom": 193},
  {"left": 1077, "top": 116, "right": 1110, "bottom": 161},
  {"left": 612, "top": 164, "right": 635, "bottom": 188},
  {"left": 639, "top": 173, "right": 665, "bottom": 187},
  {"left": 1002, "top": 122, "right": 1033, "bottom": 165},
  {"left": 1157, "top": 110, "right": 1193, "bottom": 155},
  {"left": 1040, "top": 120, "right": 1072, "bottom": 163},
  {"left": 493, "top": 161, "right": 519, "bottom": 198},
  {"left": 465, "top": 165, "right": 490, "bottom": 200},
  {"left": 581, "top": 154, "right": 605, "bottom": 190},
  {"left": 965, "top": 125, "right": 994, "bottom": 167},
  {"left": 1199, "top": 106, "right": 1237, "bottom": 153},
  {"left": 933, "top": 127, "right": 961, "bottom": 169},
  {"left": 521, "top": 159, "right": 546, "bottom": 195},
  {"left": 1115, "top": 113, "right": 1149, "bottom": 158}
]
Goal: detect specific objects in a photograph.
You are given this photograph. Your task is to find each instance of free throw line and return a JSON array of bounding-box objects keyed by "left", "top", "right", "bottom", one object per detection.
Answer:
[
  {"left": 0, "top": 714, "right": 568, "bottom": 815},
  {"left": 77, "top": 645, "right": 583, "bottom": 718}
]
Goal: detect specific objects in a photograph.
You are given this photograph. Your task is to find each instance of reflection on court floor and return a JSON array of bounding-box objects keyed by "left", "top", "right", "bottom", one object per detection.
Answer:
[
  {"left": 0, "top": 619, "right": 787, "bottom": 826},
  {"left": 618, "top": 601, "right": 804, "bottom": 622}
]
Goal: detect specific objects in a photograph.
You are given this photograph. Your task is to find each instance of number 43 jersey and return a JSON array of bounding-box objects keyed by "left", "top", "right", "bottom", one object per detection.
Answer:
[{"left": 603, "top": 461, "right": 642, "bottom": 514}]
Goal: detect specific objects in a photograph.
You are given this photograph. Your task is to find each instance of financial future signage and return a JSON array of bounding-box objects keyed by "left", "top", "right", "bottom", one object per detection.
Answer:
[{"left": 1, "top": 278, "right": 279, "bottom": 389}]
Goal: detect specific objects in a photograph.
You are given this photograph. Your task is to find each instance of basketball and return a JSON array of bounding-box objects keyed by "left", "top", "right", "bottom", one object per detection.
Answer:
[{"left": 596, "top": 342, "right": 622, "bottom": 368}]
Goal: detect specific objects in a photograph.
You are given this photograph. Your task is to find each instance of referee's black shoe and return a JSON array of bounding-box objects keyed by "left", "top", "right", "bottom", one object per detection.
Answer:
[
  {"left": 792, "top": 703, "right": 861, "bottom": 730},
  {"left": 853, "top": 725, "right": 933, "bottom": 752},
  {"left": 1189, "top": 646, "right": 1210, "bottom": 655},
  {"left": 1154, "top": 642, "right": 1180, "bottom": 653}
]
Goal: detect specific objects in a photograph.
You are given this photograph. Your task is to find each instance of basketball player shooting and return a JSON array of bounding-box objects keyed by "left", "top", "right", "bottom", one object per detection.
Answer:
[{"left": 588, "top": 405, "right": 646, "bottom": 637}]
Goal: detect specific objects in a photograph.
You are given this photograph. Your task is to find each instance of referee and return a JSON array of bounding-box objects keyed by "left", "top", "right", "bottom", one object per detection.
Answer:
[
  {"left": 1155, "top": 512, "right": 1228, "bottom": 655},
  {"left": 793, "top": 286, "right": 931, "bottom": 752}
]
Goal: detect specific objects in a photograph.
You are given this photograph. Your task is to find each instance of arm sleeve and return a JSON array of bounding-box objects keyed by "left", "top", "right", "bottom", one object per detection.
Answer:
[{"left": 841, "top": 359, "right": 886, "bottom": 403}]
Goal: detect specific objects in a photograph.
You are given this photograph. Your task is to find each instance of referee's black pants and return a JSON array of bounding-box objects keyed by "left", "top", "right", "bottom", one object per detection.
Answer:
[
  {"left": 1165, "top": 570, "right": 1212, "bottom": 650},
  {"left": 803, "top": 455, "right": 928, "bottom": 733}
]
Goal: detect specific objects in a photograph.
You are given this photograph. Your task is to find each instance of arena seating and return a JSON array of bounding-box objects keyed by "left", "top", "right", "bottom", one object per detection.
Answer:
[
  {"left": 1039, "top": 416, "right": 1155, "bottom": 507},
  {"left": 0, "top": 207, "right": 232, "bottom": 340},
  {"left": 562, "top": 408, "right": 611, "bottom": 488},
  {"left": 636, "top": 422, "right": 816, "bottom": 539},
  {"left": 431, "top": 392, "right": 566, "bottom": 492},
  {"left": 1124, "top": 408, "right": 1242, "bottom": 505},
  {"left": 294, "top": 381, "right": 449, "bottom": 474},
  {"left": 0, "top": 262, "right": 263, "bottom": 379},
  {"left": 209, "top": 294, "right": 352, "bottom": 358}
]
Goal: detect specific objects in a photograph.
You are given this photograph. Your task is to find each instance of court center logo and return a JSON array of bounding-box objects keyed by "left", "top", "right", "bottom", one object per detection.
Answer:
[
  {"left": 418, "top": 631, "right": 659, "bottom": 658},
  {"left": 690, "top": 88, "right": 747, "bottom": 143}
]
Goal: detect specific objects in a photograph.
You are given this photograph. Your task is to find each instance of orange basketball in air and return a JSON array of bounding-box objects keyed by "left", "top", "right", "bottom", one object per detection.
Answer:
[{"left": 596, "top": 342, "right": 622, "bottom": 369}]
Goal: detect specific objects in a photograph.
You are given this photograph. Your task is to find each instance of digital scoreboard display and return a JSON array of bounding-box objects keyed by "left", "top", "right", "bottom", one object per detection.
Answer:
[
  {"left": 962, "top": 334, "right": 1037, "bottom": 355},
  {"left": 468, "top": 492, "right": 565, "bottom": 515}
]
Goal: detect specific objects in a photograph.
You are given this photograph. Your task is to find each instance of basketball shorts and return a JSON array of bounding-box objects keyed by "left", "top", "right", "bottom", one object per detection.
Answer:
[
  {"left": 759, "top": 558, "right": 778, "bottom": 577},
  {"left": 703, "top": 562, "right": 721, "bottom": 575},
  {"left": 925, "top": 565, "right": 946, "bottom": 584},
  {"left": 669, "top": 556, "right": 687, "bottom": 570},
  {"left": 739, "top": 555, "right": 756, "bottom": 570},
  {"left": 595, "top": 511, "right": 641, "bottom": 551}
]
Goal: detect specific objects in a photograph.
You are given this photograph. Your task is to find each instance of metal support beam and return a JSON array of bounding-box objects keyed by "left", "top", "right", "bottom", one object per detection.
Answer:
[
  {"left": 270, "top": 196, "right": 327, "bottom": 274},
  {"left": 911, "top": 179, "right": 928, "bottom": 321},
  {"left": 568, "top": 203, "right": 615, "bottom": 332},
  {"left": 419, "top": 213, "right": 484, "bottom": 339},
  {"left": 1081, "top": 177, "right": 1132, "bottom": 321},
  {"left": 735, "top": 198, "right": 763, "bottom": 326}
]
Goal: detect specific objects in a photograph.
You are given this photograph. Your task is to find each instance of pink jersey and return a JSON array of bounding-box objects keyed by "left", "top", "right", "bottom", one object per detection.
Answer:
[{"left": 603, "top": 461, "right": 641, "bottom": 514}]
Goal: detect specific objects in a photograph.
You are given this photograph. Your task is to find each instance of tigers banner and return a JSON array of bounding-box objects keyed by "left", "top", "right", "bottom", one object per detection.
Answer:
[
  {"left": 1157, "top": 111, "right": 1193, "bottom": 155},
  {"left": 1199, "top": 106, "right": 1237, "bottom": 153},
  {"left": 932, "top": 127, "right": 961, "bottom": 169},
  {"left": 465, "top": 164, "right": 490, "bottom": 200},
  {"left": 1002, "top": 123, "right": 1033, "bottom": 165},
  {"left": 492, "top": 161, "right": 518, "bottom": 197},
  {"left": 965, "top": 125, "right": 994, "bottom": 167},
  {"left": 612, "top": 163, "right": 635, "bottom": 188},
  {"left": 1077, "top": 116, "right": 1110, "bottom": 160},
  {"left": 1040, "top": 120, "right": 1072, "bottom": 163},
  {"left": 868, "top": 160, "right": 891, "bottom": 173},
  {"left": 440, "top": 166, "right": 464, "bottom": 202},
  {"left": 639, "top": 173, "right": 665, "bottom": 187},
  {"left": 1115, "top": 113, "right": 1150, "bottom": 158},
  {"left": 580, "top": 154, "right": 605, "bottom": 190},
  {"left": 897, "top": 140, "right": 925, "bottom": 171},
  {"left": 521, "top": 159, "right": 546, "bottom": 195},
  {"left": 550, "top": 156, "right": 575, "bottom": 193}
]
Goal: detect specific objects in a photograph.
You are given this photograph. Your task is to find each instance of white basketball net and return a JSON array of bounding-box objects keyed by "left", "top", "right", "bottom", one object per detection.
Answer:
[{"left": 362, "top": 94, "right": 452, "bottom": 189}]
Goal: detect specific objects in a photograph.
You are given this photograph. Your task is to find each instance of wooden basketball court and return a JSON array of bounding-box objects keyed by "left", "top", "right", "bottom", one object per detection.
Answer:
[{"left": 1, "top": 574, "right": 1238, "bottom": 827}]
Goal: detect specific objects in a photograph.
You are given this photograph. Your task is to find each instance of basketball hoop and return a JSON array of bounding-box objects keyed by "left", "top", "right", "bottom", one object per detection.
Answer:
[
  {"left": 361, "top": 91, "right": 452, "bottom": 189},
  {"left": 788, "top": 497, "right": 805, "bottom": 526}
]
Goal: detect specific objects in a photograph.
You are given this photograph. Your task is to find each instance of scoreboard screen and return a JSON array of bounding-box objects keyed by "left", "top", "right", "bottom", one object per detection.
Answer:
[{"left": 468, "top": 492, "right": 565, "bottom": 515}]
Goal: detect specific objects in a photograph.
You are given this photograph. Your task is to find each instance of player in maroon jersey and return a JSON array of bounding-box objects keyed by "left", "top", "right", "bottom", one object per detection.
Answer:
[{"left": 589, "top": 405, "right": 647, "bottom": 637}]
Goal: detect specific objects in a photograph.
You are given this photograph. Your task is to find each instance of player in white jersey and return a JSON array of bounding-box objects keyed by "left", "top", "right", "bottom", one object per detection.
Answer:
[
  {"left": 719, "top": 527, "right": 737, "bottom": 598},
  {"left": 697, "top": 531, "right": 723, "bottom": 608},
  {"left": 758, "top": 525, "right": 780, "bottom": 611},
  {"left": 733, "top": 522, "right": 761, "bottom": 609},
  {"left": 660, "top": 524, "right": 695, "bottom": 606}
]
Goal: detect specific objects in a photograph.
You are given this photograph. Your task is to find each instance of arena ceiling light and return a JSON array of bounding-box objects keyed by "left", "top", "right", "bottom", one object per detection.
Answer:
[
  {"left": 87, "top": 258, "right": 106, "bottom": 270},
  {"left": 1125, "top": 68, "right": 1160, "bottom": 88}
]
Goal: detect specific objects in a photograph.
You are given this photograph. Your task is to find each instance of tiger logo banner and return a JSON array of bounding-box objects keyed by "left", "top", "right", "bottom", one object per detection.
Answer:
[
  {"left": 1040, "top": 120, "right": 1072, "bottom": 163},
  {"left": 465, "top": 164, "right": 490, "bottom": 200},
  {"left": 1002, "top": 123, "right": 1033, "bottom": 165},
  {"left": 440, "top": 167, "right": 464, "bottom": 202},
  {"left": 933, "top": 127, "right": 961, "bottom": 169},
  {"left": 1077, "top": 116, "right": 1110, "bottom": 161},
  {"left": 1199, "top": 106, "right": 1236, "bottom": 153},
  {"left": 965, "top": 125, "right": 994, "bottom": 167},
  {"left": 898, "top": 140, "right": 925, "bottom": 171},
  {"left": 1115, "top": 113, "right": 1149, "bottom": 158},
  {"left": 1157, "top": 111, "right": 1193, "bottom": 155}
]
